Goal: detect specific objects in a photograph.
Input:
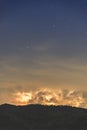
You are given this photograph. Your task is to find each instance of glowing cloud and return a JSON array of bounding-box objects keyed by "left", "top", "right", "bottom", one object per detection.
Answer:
[{"left": 11, "top": 88, "right": 87, "bottom": 108}]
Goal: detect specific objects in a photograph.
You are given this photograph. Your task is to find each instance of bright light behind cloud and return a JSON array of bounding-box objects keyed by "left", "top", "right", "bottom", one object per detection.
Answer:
[
  {"left": 15, "top": 92, "right": 33, "bottom": 105},
  {"left": 11, "top": 88, "right": 87, "bottom": 108}
]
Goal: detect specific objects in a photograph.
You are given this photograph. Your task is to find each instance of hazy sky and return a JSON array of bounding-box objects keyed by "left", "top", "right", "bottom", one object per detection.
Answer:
[{"left": 0, "top": 0, "right": 87, "bottom": 107}]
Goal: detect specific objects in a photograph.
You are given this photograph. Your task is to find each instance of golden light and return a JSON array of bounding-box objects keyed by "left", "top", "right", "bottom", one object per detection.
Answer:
[
  {"left": 11, "top": 88, "right": 86, "bottom": 108},
  {"left": 14, "top": 92, "right": 33, "bottom": 105}
]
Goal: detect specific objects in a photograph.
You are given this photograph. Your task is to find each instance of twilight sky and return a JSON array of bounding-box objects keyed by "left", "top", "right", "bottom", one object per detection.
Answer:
[{"left": 0, "top": 0, "right": 87, "bottom": 107}]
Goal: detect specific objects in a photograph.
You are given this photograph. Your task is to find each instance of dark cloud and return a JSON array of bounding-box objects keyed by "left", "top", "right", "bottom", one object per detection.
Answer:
[{"left": 83, "top": 92, "right": 87, "bottom": 98}]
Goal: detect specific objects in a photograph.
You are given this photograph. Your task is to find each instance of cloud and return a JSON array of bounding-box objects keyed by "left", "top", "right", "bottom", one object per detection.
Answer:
[
  {"left": 11, "top": 88, "right": 87, "bottom": 108},
  {"left": 31, "top": 43, "right": 51, "bottom": 53}
]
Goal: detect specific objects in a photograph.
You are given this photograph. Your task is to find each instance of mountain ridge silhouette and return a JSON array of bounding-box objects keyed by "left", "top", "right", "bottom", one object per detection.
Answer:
[{"left": 0, "top": 104, "right": 87, "bottom": 130}]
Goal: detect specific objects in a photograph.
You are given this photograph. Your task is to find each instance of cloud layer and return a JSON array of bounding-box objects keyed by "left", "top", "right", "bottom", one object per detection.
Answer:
[{"left": 11, "top": 88, "right": 87, "bottom": 108}]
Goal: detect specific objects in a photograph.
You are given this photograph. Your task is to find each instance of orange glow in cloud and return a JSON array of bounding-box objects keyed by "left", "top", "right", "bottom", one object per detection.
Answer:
[{"left": 11, "top": 88, "right": 87, "bottom": 108}]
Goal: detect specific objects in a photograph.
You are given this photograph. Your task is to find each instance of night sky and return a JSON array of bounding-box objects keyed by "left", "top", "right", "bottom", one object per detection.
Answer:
[{"left": 0, "top": 0, "right": 87, "bottom": 107}]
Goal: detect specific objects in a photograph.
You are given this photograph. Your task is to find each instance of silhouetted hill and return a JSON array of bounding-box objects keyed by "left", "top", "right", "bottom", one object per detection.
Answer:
[{"left": 0, "top": 104, "right": 87, "bottom": 130}]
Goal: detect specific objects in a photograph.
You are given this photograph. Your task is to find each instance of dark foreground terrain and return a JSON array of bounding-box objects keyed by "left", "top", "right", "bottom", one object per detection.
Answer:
[{"left": 0, "top": 104, "right": 87, "bottom": 130}]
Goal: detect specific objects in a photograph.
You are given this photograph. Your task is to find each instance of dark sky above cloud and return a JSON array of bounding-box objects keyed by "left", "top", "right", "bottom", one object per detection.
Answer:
[{"left": 0, "top": 0, "right": 87, "bottom": 107}]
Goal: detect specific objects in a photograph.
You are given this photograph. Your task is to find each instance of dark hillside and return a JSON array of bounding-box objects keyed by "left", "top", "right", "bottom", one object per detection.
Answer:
[{"left": 0, "top": 104, "right": 87, "bottom": 130}]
